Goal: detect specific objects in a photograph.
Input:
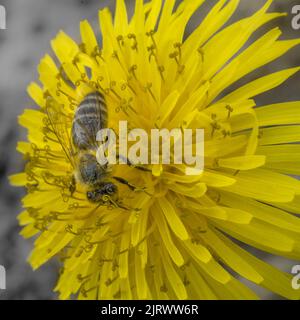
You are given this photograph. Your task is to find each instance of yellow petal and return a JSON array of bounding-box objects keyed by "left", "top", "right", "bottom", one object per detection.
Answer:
[
  {"left": 161, "top": 247, "right": 187, "bottom": 300},
  {"left": 80, "top": 20, "right": 98, "bottom": 56},
  {"left": 114, "top": 0, "right": 128, "bottom": 34},
  {"left": 259, "top": 125, "right": 300, "bottom": 145},
  {"left": 201, "top": 228, "right": 264, "bottom": 284},
  {"left": 220, "top": 169, "right": 297, "bottom": 203},
  {"left": 158, "top": 197, "right": 189, "bottom": 240},
  {"left": 153, "top": 204, "right": 184, "bottom": 266},
  {"left": 214, "top": 229, "right": 300, "bottom": 299},
  {"left": 218, "top": 155, "right": 266, "bottom": 170},
  {"left": 257, "top": 102, "right": 300, "bottom": 126},
  {"left": 220, "top": 67, "right": 300, "bottom": 103},
  {"left": 220, "top": 191, "right": 300, "bottom": 233}
]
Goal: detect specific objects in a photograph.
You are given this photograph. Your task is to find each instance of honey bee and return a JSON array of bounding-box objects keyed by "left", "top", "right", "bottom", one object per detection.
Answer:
[
  {"left": 71, "top": 91, "right": 117, "bottom": 204},
  {"left": 46, "top": 91, "right": 147, "bottom": 209}
]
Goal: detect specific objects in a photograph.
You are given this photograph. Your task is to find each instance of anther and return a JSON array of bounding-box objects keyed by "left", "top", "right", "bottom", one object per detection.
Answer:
[
  {"left": 160, "top": 284, "right": 168, "bottom": 293},
  {"left": 26, "top": 183, "right": 39, "bottom": 193},
  {"left": 174, "top": 42, "right": 182, "bottom": 59},
  {"left": 158, "top": 65, "right": 165, "bottom": 81},
  {"left": 112, "top": 50, "right": 120, "bottom": 61},
  {"left": 65, "top": 224, "right": 81, "bottom": 235},
  {"left": 129, "top": 65, "right": 138, "bottom": 79},
  {"left": 210, "top": 121, "right": 221, "bottom": 137},
  {"left": 213, "top": 158, "right": 220, "bottom": 168},
  {"left": 93, "top": 46, "right": 104, "bottom": 62},
  {"left": 149, "top": 265, "right": 155, "bottom": 273},
  {"left": 147, "top": 44, "right": 156, "bottom": 61},
  {"left": 183, "top": 276, "right": 190, "bottom": 287},
  {"left": 77, "top": 274, "right": 91, "bottom": 282},
  {"left": 43, "top": 90, "right": 51, "bottom": 99},
  {"left": 146, "top": 30, "right": 156, "bottom": 48},
  {"left": 128, "top": 33, "right": 138, "bottom": 51},
  {"left": 113, "top": 290, "right": 121, "bottom": 299},
  {"left": 169, "top": 50, "right": 185, "bottom": 74},
  {"left": 105, "top": 276, "right": 118, "bottom": 287},
  {"left": 79, "top": 43, "right": 86, "bottom": 53},
  {"left": 169, "top": 51, "right": 179, "bottom": 60},
  {"left": 145, "top": 82, "right": 156, "bottom": 102},
  {"left": 225, "top": 104, "right": 234, "bottom": 119},
  {"left": 177, "top": 65, "right": 185, "bottom": 74},
  {"left": 117, "top": 35, "right": 124, "bottom": 47}
]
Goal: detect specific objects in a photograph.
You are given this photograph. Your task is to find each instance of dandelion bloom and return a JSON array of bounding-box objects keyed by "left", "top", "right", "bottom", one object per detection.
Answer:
[{"left": 10, "top": 0, "right": 300, "bottom": 300}]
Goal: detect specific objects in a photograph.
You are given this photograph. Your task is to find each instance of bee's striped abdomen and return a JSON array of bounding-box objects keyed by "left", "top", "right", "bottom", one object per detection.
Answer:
[{"left": 72, "top": 92, "right": 107, "bottom": 150}]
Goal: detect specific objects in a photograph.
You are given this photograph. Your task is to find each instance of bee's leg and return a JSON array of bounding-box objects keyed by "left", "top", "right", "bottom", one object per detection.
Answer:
[
  {"left": 113, "top": 176, "right": 151, "bottom": 195},
  {"left": 116, "top": 154, "right": 151, "bottom": 172},
  {"left": 109, "top": 198, "right": 141, "bottom": 212},
  {"left": 69, "top": 175, "right": 76, "bottom": 196}
]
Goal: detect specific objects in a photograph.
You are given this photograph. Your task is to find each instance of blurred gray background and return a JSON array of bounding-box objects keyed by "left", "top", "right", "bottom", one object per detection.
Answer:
[{"left": 0, "top": 0, "right": 299, "bottom": 299}]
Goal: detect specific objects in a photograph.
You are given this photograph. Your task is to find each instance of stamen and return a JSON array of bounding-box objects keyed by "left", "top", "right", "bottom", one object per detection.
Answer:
[
  {"left": 158, "top": 65, "right": 165, "bottom": 81},
  {"left": 113, "top": 290, "right": 121, "bottom": 299},
  {"left": 146, "top": 30, "right": 157, "bottom": 48},
  {"left": 98, "top": 257, "right": 113, "bottom": 267},
  {"left": 160, "top": 283, "right": 168, "bottom": 293},
  {"left": 88, "top": 80, "right": 100, "bottom": 90},
  {"left": 72, "top": 56, "right": 85, "bottom": 76},
  {"left": 116, "top": 35, "right": 124, "bottom": 47},
  {"left": 149, "top": 264, "right": 155, "bottom": 273},
  {"left": 26, "top": 183, "right": 39, "bottom": 193},
  {"left": 129, "top": 65, "right": 138, "bottom": 80},
  {"left": 128, "top": 33, "right": 138, "bottom": 51},
  {"left": 145, "top": 82, "right": 157, "bottom": 102},
  {"left": 57, "top": 66, "right": 70, "bottom": 84},
  {"left": 105, "top": 275, "right": 118, "bottom": 287},
  {"left": 80, "top": 281, "right": 97, "bottom": 297},
  {"left": 126, "top": 81, "right": 137, "bottom": 95},
  {"left": 213, "top": 158, "right": 220, "bottom": 168},
  {"left": 210, "top": 114, "right": 221, "bottom": 138},
  {"left": 65, "top": 224, "right": 82, "bottom": 236},
  {"left": 77, "top": 273, "right": 91, "bottom": 283},
  {"left": 96, "top": 76, "right": 105, "bottom": 92},
  {"left": 196, "top": 226, "right": 207, "bottom": 234},
  {"left": 183, "top": 275, "right": 190, "bottom": 287},
  {"left": 75, "top": 73, "right": 88, "bottom": 87},
  {"left": 79, "top": 43, "right": 86, "bottom": 53},
  {"left": 169, "top": 46, "right": 185, "bottom": 75},
  {"left": 225, "top": 104, "right": 234, "bottom": 119},
  {"left": 112, "top": 260, "right": 119, "bottom": 272},
  {"left": 28, "top": 208, "right": 39, "bottom": 218},
  {"left": 207, "top": 190, "right": 221, "bottom": 204},
  {"left": 147, "top": 44, "right": 156, "bottom": 62},
  {"left": 112, "top": 50, "right": 120, "bottom": 62},
  {"left": 174, "top": 43, "right": 182, "bottom": 60},
  {"left": 221, "top": 130, "right": 227, "bottom": 137},
  {"left": 25, "top": 164, "right": 39, "bottom": 184},
  {"left": 56, "top": 83, "right": 77, "bottom": 105},
  {"left": 109, "top": 81, "right": 122, "bottom": 101},
  {"left": 34, "top": 221, "right": 48, "bottom": 232},
  {"left": 92, "top": 46, "right": 105, "bottom": 63}
]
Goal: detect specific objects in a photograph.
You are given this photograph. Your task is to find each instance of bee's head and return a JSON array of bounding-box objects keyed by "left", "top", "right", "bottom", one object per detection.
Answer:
[{"left": 87, "top": 182, "right": 118, "bottom": 203}]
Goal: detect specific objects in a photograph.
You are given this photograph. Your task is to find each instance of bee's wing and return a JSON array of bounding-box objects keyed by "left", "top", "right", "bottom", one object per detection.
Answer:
[{"left": 45, "top": 98, "right": 77, "bottom": 169}]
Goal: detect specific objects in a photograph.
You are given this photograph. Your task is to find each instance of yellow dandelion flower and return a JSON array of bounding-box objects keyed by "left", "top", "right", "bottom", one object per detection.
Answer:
[{"left": 10, "top": 0, "right": 300, "bottom": 300}]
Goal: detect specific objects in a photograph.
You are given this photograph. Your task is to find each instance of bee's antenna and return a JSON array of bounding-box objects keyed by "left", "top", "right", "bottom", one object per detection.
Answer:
[
  {"left": 110, "top": 198, "right": 141, "bottom": 213},
  {"left": 113, "top": 176, "right": 153, "bottom": 197}
]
